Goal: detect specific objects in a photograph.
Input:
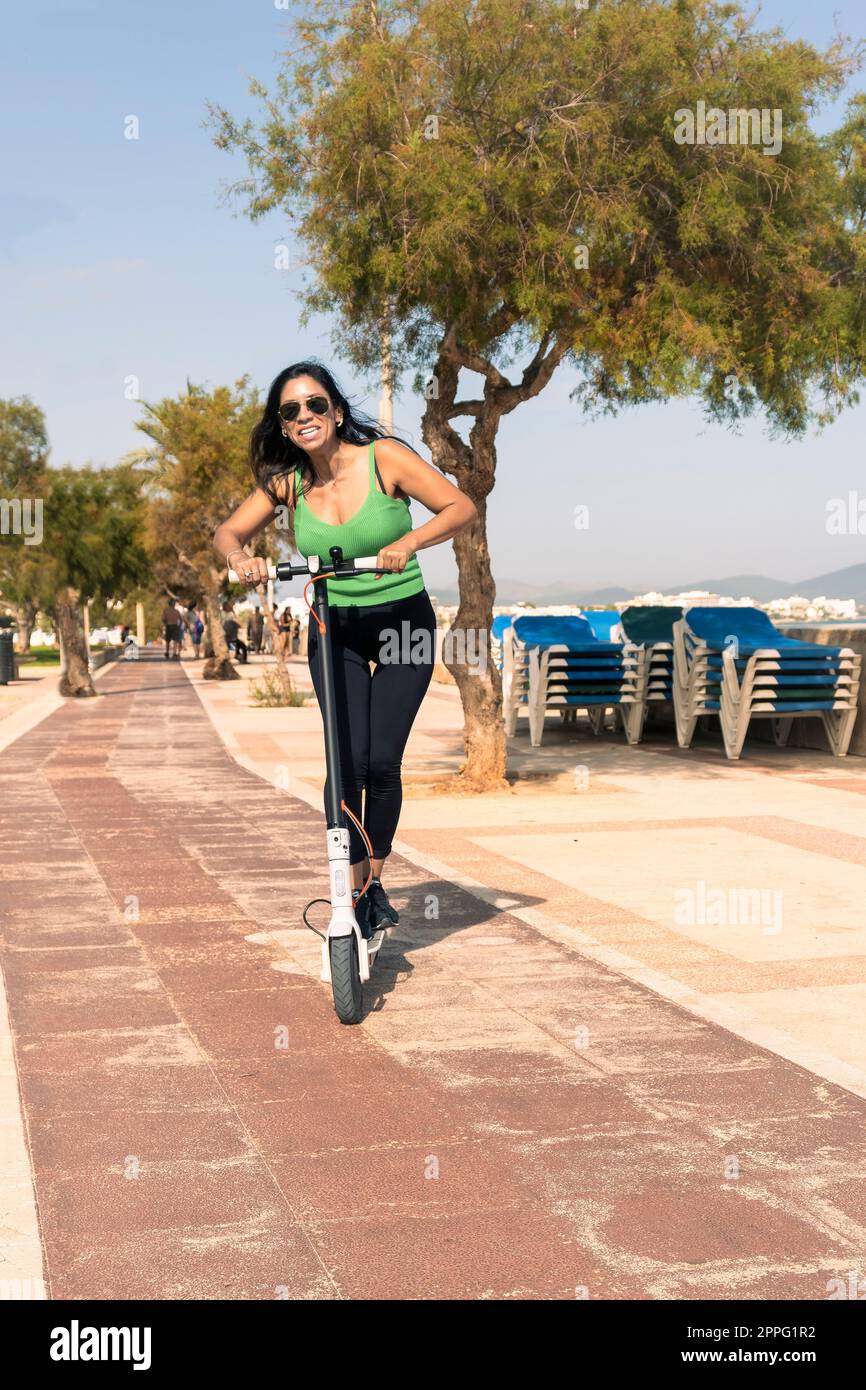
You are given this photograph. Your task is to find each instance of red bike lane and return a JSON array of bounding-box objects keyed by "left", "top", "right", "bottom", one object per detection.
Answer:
[{"left": 2, "top": 654, "right": 865, "bottom": 1300}]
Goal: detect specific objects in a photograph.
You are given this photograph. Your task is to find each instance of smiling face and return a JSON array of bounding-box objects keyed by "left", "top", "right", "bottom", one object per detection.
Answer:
[{"left": 278, "top": 375, "right": 343, "bottom": 452}]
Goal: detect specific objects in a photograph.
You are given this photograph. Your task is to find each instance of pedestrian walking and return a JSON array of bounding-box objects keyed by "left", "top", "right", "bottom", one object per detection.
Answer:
[
  {"left": 161, "top": 600, "right": 182, "bottom": 661},
  {"left": 277, "top": 606, "right": 292, "bottom": 661},
  {"left": 223, "top": 607, "right": 248, "bottom": 664},
  {"left": 250, "top": 608, "right": 264, "bottom": 654},
  {"left": 188, "top": 606, "right": 204, "bottom": 659}
]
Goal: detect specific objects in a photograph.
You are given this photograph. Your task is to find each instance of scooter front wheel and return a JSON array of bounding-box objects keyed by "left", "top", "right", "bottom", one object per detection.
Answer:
[{"left": 330, "top": 933, "right": 363, "bottom": 1025}]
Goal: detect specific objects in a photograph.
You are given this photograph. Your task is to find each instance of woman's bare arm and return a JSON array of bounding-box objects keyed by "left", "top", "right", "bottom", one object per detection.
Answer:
[
  {"left": 213, "top": 484, "right": 287, "bottom": 581},
  {"left": 375, "top": 438, "right": 477, "bottom": 552}
]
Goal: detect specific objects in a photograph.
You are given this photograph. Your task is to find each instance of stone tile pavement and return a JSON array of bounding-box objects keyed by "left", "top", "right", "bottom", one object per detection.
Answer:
[{"left": 2, "top": 652, "right": 865, "bottom": 1300}]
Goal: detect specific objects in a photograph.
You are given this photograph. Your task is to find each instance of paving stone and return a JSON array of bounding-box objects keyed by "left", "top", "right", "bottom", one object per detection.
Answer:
[{"left": 4, "top": 652, "right": 866, "bottom": 1300}]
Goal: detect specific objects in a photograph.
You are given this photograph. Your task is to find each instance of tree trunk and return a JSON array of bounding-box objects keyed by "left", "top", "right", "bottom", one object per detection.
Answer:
[
  {"left": 444, "top": 498, "right": 509, "bottom": 790},
  {"left": 423, "top": 366, "right": 510, "bottom": 791},
  {"left": 19, "top": 596, "right": 37, "bottom": 653},
  {"left": 421, "top": 328, "right": 568, "bottom": 788},
  {"left": 258, "top": 594, "right": 296, "bottom": 699},
  {"left": 201, "top": 574, "right": 237, "bottom": 681},
  {"left": 55, "top": 587, "right": 96, "bottom": 697},
  {"left": 9, "top": 598, "right": 37, "bottom": 653}
]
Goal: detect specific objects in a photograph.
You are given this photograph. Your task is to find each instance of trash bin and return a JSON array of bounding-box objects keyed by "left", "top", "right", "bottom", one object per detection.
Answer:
[{"left": 0, "top": 616, "right": 17, "bottom": 685}]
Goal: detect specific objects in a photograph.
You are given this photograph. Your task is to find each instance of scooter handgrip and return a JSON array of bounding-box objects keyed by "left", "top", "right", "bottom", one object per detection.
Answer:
[{"left": 227, "top": 560, "right": 277, "bottom": 583}]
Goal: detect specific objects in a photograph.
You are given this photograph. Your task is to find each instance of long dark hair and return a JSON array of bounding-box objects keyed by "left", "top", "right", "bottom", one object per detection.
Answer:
[{"left": 250, "top": 360, "right": 410, "bottom": 506}]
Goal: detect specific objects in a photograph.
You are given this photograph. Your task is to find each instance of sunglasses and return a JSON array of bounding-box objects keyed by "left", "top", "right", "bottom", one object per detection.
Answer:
[{"left": 278, "top": 394, "right": 332, "bottom": 423}]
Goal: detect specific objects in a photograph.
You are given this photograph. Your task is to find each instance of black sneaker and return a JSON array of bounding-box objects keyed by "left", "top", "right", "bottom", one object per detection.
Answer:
[
  {"left": 352, "top": 890, "right": 377, "bottom": 940},
  {"left": 367, "top": 878, "right": 399, "bottom": 929}
]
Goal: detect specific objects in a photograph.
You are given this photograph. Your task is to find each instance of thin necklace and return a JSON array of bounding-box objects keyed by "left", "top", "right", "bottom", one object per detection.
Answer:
[{"left": 313, "top": 456, "right": 346, "bottom": 487}]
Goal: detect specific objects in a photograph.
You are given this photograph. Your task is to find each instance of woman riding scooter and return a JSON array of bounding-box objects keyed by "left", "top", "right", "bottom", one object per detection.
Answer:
[{"left": 213, "top": 361, "right": 476, "bottom": 937}]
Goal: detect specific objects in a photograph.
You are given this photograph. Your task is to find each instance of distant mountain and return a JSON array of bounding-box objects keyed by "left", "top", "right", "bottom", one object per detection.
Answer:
[
  {"left": 424, "top": 561, "right": 866, "bottom": 608},
  {"left": 426, "top": 579, "right": 635, "bottom": 606},
  {"left": 672, "top": 563, "right": 866, "bottom": 604},
  {"left": 494, "top": 579, "right": 634, "bottom": 605},
  {"left": 792, "top": 562, "right": 866, "bottom": 602},
  {"left": 669, "top": 574, "right": 792, "bottom": 602},
  {"left": 564, "top": 586, "right": 635, "bottom": 605}
]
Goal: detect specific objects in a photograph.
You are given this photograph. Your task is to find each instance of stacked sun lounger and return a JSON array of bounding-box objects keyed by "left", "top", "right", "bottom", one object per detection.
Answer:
[
  {"left": 491, "top": 614, "right": 516, "bottom": 676},
  {"left": 502, "top": 614, "right": 645, "bottom": 747},
  {"left": 672, "top": 607, "right": 861, "bottom": 760},
  {"left": 578, "top": 613, "right": 630, "bottom": 731},
  {"left": 616, "top": 606, "right": 683, "bottom": 741},
  {"left": 580, "top": 610, "right": 622, "bottom": 641}
]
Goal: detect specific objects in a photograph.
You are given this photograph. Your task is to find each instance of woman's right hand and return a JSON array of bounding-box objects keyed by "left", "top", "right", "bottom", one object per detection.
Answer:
[{"left": 227, "top": 551, "right": 270, "bottom": 587}]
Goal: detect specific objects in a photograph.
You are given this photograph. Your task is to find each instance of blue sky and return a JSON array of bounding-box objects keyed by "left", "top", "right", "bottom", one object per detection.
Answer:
[{"left": 2, "top": 0, "right": 865, "bottom": 593}]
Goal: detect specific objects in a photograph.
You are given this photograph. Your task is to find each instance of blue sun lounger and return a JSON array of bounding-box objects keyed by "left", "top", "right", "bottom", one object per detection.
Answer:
[
  {"left": 617, "top": 606, "right": 683, "bottom": 741},
  {"left": 672, "top": 607, "right": 861, "bottom": 759},
  {"left": 491, "top": 614, "right": 516, "bottom": 673},
  {"left": 502, "top": 614, "right": 645, "bottom": 747},
  {"left": 580, "top": 610, "right": 622, "bottom": 641}
]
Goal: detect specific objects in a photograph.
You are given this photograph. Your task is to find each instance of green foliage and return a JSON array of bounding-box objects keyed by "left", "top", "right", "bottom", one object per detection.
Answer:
[
  {"left": 248, "top": 665, "right": 310, "bottom": 707},
  {"left": 18, "top": 648, "right": 60, "bottom": 666},
  {"left": 36, "top": 463, "right": 152, "bottom": 612},
  {"left": 135, "top": 378, "right": 270, "bottom": 593},
  {"left": 209, "top": 0, "right": 866, "bottom": 435},
  {"left": 0, "top": 396, "right": 50, "bottom": 620},
  {"left": 0, "top": 396, "right": 48, "bottom": 495}
]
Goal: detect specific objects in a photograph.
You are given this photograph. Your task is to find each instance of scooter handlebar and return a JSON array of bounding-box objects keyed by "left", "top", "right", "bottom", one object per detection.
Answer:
[{"left": 227, "top": 556, "right": 388, "bottom": 584}]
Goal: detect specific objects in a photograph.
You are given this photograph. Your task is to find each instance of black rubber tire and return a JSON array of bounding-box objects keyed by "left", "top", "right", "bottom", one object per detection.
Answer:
[{"left": 330, "top": 933, "right": 363, "bottom": 1025}]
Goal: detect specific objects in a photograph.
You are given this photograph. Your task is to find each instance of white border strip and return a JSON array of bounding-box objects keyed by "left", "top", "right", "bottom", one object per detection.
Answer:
[{"left": 0, "top": 965, "right": 47, "bottom": 1298}]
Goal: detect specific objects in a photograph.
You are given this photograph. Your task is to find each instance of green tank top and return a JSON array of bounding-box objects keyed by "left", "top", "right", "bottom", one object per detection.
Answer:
[{"left": 293, "top": 441, "right": 426, "bottom": 607}]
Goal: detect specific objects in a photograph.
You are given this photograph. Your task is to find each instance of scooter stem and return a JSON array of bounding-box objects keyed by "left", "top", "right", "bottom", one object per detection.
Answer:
[{"left": 312, "top": 565, "right": 345, "bottom": 834}]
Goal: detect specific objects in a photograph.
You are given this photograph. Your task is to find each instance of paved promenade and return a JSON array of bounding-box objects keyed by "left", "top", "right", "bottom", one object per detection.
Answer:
[{"left": 2, "top": 651, "right": 866, "bottom": 1300}]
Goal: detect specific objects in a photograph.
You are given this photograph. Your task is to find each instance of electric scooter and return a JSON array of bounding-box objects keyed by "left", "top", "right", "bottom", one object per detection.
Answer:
[{"left": 228, "top": 547, "right": 392, "bottom": 1024}]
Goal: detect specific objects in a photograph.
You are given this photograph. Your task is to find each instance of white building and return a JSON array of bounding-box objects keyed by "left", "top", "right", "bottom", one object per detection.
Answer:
[{"left": 767, "top": 594, "right": 857, "bottom": 622}]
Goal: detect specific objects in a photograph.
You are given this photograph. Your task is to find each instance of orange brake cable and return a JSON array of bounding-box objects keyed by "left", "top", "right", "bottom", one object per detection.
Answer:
[
  {"left": 303, "top": 572, "right": 328, "bottom": 634},
  {"left": 341, "top": 803, "right": 375, "bottom": 898}
]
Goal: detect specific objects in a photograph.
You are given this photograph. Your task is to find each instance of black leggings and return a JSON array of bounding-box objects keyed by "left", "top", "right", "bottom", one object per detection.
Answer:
[{"left": 307, "top": 589, "right": 437, "bottom": 862}]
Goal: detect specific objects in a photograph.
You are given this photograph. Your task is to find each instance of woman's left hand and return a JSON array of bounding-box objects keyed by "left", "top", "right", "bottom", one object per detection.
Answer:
[{"left": 374, "top": 538, "right": 416, "bottom": 579}]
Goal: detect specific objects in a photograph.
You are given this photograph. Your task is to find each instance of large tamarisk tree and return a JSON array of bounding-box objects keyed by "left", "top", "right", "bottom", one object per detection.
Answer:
[{"left": 210, "top": 0, "right": 866, "bottom": 788}]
